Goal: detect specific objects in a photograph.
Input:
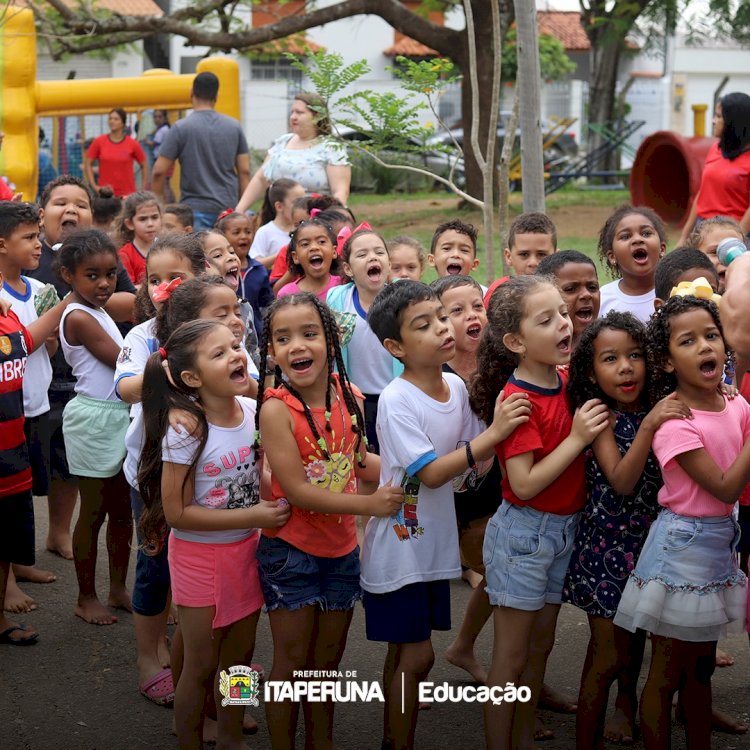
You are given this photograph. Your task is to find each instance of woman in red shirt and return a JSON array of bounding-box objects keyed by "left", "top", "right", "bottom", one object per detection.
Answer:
[
  {"left": 84, "top": 109, "right": 148, "bottom": 199},
  {"left": 678, "top": 92, "right": 750, "bottom": 245}
]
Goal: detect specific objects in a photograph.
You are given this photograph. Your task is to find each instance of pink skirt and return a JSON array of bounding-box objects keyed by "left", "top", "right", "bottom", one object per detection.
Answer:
[{"left": 168, "top": 532, "right": 263, "bottom": 629}]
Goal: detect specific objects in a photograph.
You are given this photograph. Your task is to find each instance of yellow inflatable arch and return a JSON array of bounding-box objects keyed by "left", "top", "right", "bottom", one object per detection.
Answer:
[{"left": 1, "top": 7, "right": 240, "bottom": 200}]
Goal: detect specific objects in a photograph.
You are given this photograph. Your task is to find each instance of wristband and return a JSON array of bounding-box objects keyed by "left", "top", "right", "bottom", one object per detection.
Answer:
[{"left": 465, "top": 442, "right": 477, "bottom": 470}]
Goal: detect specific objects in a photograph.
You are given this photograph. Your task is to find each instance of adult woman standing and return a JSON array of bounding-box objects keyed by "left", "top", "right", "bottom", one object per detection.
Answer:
[
  {"left": 678, "top": 92, "right": 750, "bottom": 245},
  {"left": 236, "top": 93, "right": 350, "bottom": 212},
  {"left": 85, "top": 109, "right": 149, "bottom": 199}
]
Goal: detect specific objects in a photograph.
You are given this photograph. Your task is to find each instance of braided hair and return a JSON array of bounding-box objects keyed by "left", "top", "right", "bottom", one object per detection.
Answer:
[
  {"left": 254, "top": 292, "right": 367, "bottom": 467},
  {"left": 646, "top": 295, "right": 732, "bottom": 401},
  {"left": 286, "top": 217, "right": 342, "bottom": 278},
  {"left": 597, "top": 205, "right": 666, "bottom": 279},
  {"left": 568, "top": 311, "right": 650, "bottom": 411}
]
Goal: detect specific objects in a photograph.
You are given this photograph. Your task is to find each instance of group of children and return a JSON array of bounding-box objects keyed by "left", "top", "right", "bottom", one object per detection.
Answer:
[{"left": 1, "top": 170, "right": 750, "bottom": 750}]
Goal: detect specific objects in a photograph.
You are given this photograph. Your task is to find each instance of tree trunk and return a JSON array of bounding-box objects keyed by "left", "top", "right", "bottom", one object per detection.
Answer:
[{"left": 587, "top": 35, "right": 624, "bottom": 175}]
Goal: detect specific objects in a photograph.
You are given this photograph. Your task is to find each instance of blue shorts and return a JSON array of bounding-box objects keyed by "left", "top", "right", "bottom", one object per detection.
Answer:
[
  {"left": 363, "top": 580, "right": 451, "bottom": 643},
  {"left": 256, "top": 535, "right": 361, "bottom": 613},
  {"left": 130, "top": 487, "right": 171, "bottom": 617},
  {"left": 484, "top": 500, "right": 579, "bottom": 611}
]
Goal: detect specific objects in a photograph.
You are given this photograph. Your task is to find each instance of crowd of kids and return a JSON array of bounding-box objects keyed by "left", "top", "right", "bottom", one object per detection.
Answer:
[{"left": 3, "top": 170, "right": 750, "bottom": 750}]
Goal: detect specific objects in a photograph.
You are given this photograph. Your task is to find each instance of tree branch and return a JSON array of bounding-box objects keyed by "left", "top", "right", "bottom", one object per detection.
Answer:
[{"left": 34, "top": 0, "right": 461, "bottom": 56}]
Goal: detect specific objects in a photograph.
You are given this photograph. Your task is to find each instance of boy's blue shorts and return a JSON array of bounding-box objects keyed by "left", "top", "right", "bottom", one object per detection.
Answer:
[{"left": 363, "top": 579, "right": 451, "bottom": 643}]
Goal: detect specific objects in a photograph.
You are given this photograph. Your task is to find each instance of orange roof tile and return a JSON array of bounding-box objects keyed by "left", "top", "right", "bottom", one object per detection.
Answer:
[
  {"left": 383, "top": 38, "right": 438, "bottom": 57},
  {"left": 537, "top": 11, "right": 590, "bottom": 51},
  {"left": 14, "top": 0, "right": 162, "bottom": 15},
  {"left": 249, "top": 34, "right": 322, "bottom": 56}
]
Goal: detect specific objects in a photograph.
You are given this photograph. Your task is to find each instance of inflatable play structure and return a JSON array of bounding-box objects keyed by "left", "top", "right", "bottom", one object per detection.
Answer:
[
  {"left": 630, "top": 106, "right": 715, "bottom": 226},
  {"left": 0, "top": 7, "right": 240, "bottom": 200}
]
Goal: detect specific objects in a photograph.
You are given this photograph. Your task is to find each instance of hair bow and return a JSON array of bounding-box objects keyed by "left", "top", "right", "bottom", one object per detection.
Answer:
[
  {"left": 669, "top": 277, "right": 721, "bottom": 306},
  {"left": 310, "top": 208, "right": 322, "bottom": 218},
  {"left": 216, "top": 208, "right": 235, "bottom": 223},
  {"left": 336, "top": 222, "right": 373, "bottom": 256},
  {"left": 152, "top": 276, "right": 184, "bottom": 303}
]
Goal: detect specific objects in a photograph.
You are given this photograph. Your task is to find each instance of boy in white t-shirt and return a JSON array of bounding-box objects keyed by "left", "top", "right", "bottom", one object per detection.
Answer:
[{"left": 361, "top": 280, "right": 530, "bottom": 750}]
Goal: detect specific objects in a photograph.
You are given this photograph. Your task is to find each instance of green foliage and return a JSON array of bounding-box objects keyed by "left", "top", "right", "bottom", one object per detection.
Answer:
[
  {"left": 389, "top": 56, "right": 460, "bottom": 95},
  {"left": 285, "top": 50, "right": 369, "bottom": 105},
  {"left": 501, "top": 30, "right": 576, "bottom": 82}
]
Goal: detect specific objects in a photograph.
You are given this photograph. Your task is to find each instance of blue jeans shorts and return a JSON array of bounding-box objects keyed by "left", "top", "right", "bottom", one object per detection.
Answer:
[
  {"left": 130, "top": 487, "right": 171, "bottom": 617},
  {"left": 484, "top": 500, "right": 579, "bottom": 611},
  {"left": 192, "top": 211, "right": 219, "bottom": 231},
  {"left": 256, "top": 535, "right": 361, "bottom": 612}
]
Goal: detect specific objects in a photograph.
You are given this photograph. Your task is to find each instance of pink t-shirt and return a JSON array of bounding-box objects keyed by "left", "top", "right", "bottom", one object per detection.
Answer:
[
  {"left": 653, "top": 395, "right": 750, "bottom": 517},
  {"left": 277, "top": 275, "right": 342, "bottom": 301}
]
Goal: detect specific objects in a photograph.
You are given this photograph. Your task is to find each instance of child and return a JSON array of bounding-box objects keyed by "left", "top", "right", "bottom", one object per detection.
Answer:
[
  {"left": 198, "top": 229, "right": 241, "bottom": 293},
  {"left": 138, "top": 319, "right": 289, "bottom": 750},
  {"left": 564, "top": 312, "right": 690, "bottom": 748},
  {"left": 115, "top": 234, "right": 206, "bottom": 703},
  {"left": 537, "top": 250, "right": 600, "bottom": 350},
  {"left": 249, "top": 178, "right": 305, "bottom": 270},
  {"left": 255, "top": 292, "right": 403, "bottom": 749},
  {"left": 428, "top": 218, "right": 481, "bottom": 281},
  {"left": 654, "top": 246, "right": 719, "bottom": 308},
  {"left": 0, "top": 257, "right": 75, "bottom": 641},
  {"left": 388, "top": 235, "right": 425, "bottom": 281},
  {"left": 598, "top": 205, "right": 667, "bottom": 323},
  {"left": 469, "top": 275, "right": 609, "bottom": 749},
  {"left": 116, "top": 191, "right": 162, "bottom": 286},
  {"left": 271, "top": 205, "right": 354, "bottom": 294},
  {"left": 91, "top": 187, "right": 122, "bottom": 237},
  {"left": 57, "top": 229, "right": 133, "bottom": 625},
  {"left": 614, "top": 295, "right": 750, "bottom": 748},
  {"left": 277, "top": 217, "right": 343, "bottom": 300},
  {"left": 25, "top": 176, "right": 135, "bottom": 573},
  {"left": 361, "top": 280, "right": 531, "bottom": 750},
  {"left": 216, "top": 209, "right": 273, "bottom": 333},
  {"left": 484, "top": 212, "right": 557, "bottom": 306},
  {"left": 688, "top": 215, "right": 746, "bottom": 293},
  {"left": 0, "top": 202, "right": 58, "bottom": 601},
  {"left": 268, "top": 194, "right": 313, "bottom": 288},
  {"left": 327, "top": 225, "right": 402, "bottom": 452},
  {"left": 162, "top": 204, "right": 194, "bottom": 234},
  {"left": 430, "top": 274, "right": 505, "bottom": 681}
]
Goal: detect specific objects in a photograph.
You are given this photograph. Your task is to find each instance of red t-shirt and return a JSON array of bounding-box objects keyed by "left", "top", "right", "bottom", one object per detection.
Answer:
[
  {"left": 269, "top": 243, "right": 290, "bottom": 284},
  {"left": 0, "top": 179, "right": 14, "bottom": 201},
  {"left": 0, "top": 311, "right": 34, "bottom": 497},
  {"left": 495, "top": 371, "right": 585, "bottom": 515},
  {"left": 86, "top": 134, "right": 146, "bottom": 198},
  {"left": 696, "top": 142, "right": 750, "bottom": 222},
  {"left": 118, "top": 241, "right": 147, "bottom": 285},
  {"left": 484, "top": 276, "right": 510, "bottom": 308}
]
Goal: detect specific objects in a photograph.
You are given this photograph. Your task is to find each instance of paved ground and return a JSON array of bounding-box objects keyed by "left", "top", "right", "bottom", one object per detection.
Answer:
[{"left": 2, "top": 497, "right": 750, "bottom": 750}]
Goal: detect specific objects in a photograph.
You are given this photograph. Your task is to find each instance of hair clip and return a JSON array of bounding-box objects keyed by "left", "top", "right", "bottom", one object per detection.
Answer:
[
  {"left": 253, "top": 429, "right": 261, "bottom": 445},
  {"left": 152, "top": 276, "right": 184, "bottom": 303},
  {"left": 310, "top": 208, "right": 322, "bottom": 218},
  {"left": 216, "top": 207, "right": 235, "bottom": 222},
  {"left": 350, "top": 414, "right": 358, "bottom": 427},
  {"left": 669, "top": 277, "right": 721, "bottom": 306},
  {"left": 158, "top": 346, "right": 168, "bottom": 359},
  {"left": 324, "top": 410, "right": 332, "bottom": 423},
  {"left": 317, "top": 437, "right": 327, "bottom": 452}
]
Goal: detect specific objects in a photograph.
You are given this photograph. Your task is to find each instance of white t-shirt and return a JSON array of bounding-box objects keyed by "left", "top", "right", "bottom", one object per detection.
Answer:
[
  {"left": 60, "top": 303, "right": 123, "bottom": 401},
  {"left": 0, "top": 277, "right": 52, "bottom": 417},
  {"left": 598, "top": 279, "right": 656, "bottom": 324},
  {"left": 249, "top": 221, "right": 290, "bottom": 261},
  {"left": 162, "top": 396, "right": 260, "bottom": 544},
  {"left": 115, "top": 318, "right": 157, "bottom": 419},
  {"left": 340, "top": 286, "right": 395, "bottom": 395},
  {"left": 360, "top": 373, "right": 484, "bottom": 594}
]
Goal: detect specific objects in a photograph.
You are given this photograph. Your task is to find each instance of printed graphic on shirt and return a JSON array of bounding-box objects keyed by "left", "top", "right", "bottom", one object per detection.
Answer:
[
  {"left": 392, "top": 475, "right": 423, "bottom": 541},
  {"left": 302, "top": 430, "right": 356, "bottom": 495},
  {"left": 117, "top": 346, "right": 132, "bottom": 364},
  {"left": 200, "top": 447, "right": 260, "bottom": 509}
]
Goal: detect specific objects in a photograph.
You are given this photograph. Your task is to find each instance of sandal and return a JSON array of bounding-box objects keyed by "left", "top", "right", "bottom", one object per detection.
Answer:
[
  {"left": 139, "top": 667, "right": 175, "bottom": 707},
  {"left": 0, "top": 623, "right": 39, "bottom": 646}
]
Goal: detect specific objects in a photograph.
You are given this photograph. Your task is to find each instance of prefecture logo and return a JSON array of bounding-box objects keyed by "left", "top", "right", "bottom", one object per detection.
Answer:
[{"left": 219, "top": 665, "right": 260, "bottom": 707}]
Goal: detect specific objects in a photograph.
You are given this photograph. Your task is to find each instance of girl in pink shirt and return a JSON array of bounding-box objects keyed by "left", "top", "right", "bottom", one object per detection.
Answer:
[{"left": 614, "top": 294, "right": 750, "bottom": 748}]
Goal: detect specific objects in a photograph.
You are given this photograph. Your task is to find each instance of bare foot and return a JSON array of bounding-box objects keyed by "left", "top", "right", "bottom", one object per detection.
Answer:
[
  {"left": 538, "top": 684, "right": 577, "bottom": 713},
  {"left": 4, "top": 580, "right": 37, "bottom": 614},
  {"left": 534, "top": 718, "right": 554, "bottom": 741},
  {"left": 158, "top": 636, "right": 171, "bottom": 669},
  {"left": 46, "top": 533, "right": 74, "bottom": 560},
  {"left": 107, "top": 587, "right": 133, "bottom": 613},
  {"left": 716, "top": 647, "right": 735, "bottom": 667},
  {"left": 198, "top": 712, "right": 258, "bottom": 743},
  {"left": 418, "top": 702, "right": 432, "bottom": 711},
  {"left": 12, "top": 564, "right": 56, "bottom": 584},
  {"left": 604, "top": 706, "right": 636, "bottom": 745},
  {"left": 712, "top": 707, "right": 748, "bottom": 734},
  {"left": 445, "top": 643, "right": 488, "bottom": 684},
  {"left": 75, "top": 597, "right": 118, "bottom": 625},
  {"left": 167, "top": 603, "right": 178, "bottom": 626},
  {"left": 461, "top": 568, "right": 483, "bottom": 589}
]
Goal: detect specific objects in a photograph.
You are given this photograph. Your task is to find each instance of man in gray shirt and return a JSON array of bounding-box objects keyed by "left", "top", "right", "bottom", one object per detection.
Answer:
[{"left": 152, "top": 72, "right": 251, "bottom": 229}]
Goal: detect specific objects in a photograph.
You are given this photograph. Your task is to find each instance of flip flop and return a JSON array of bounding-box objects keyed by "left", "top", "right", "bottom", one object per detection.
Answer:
[
  {"left": 0, "top": 624, "right": 39, "bottom": 646},
  {"left": 139, "top": 667, "right": 175, "bottom": 707}
]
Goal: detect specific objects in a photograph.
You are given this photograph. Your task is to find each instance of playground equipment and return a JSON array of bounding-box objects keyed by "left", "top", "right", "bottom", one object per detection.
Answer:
[
  {"left": 0, "top": 7, "right": 240, "bottom": 200},
  {"left": 629, "top": 105, "right": 714, "bottom": 226}
]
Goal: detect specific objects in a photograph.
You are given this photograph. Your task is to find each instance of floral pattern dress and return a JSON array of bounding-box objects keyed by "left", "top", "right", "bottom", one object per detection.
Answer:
[{"left": 563, "top": 411, "right": 662, "bottom": 618}]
